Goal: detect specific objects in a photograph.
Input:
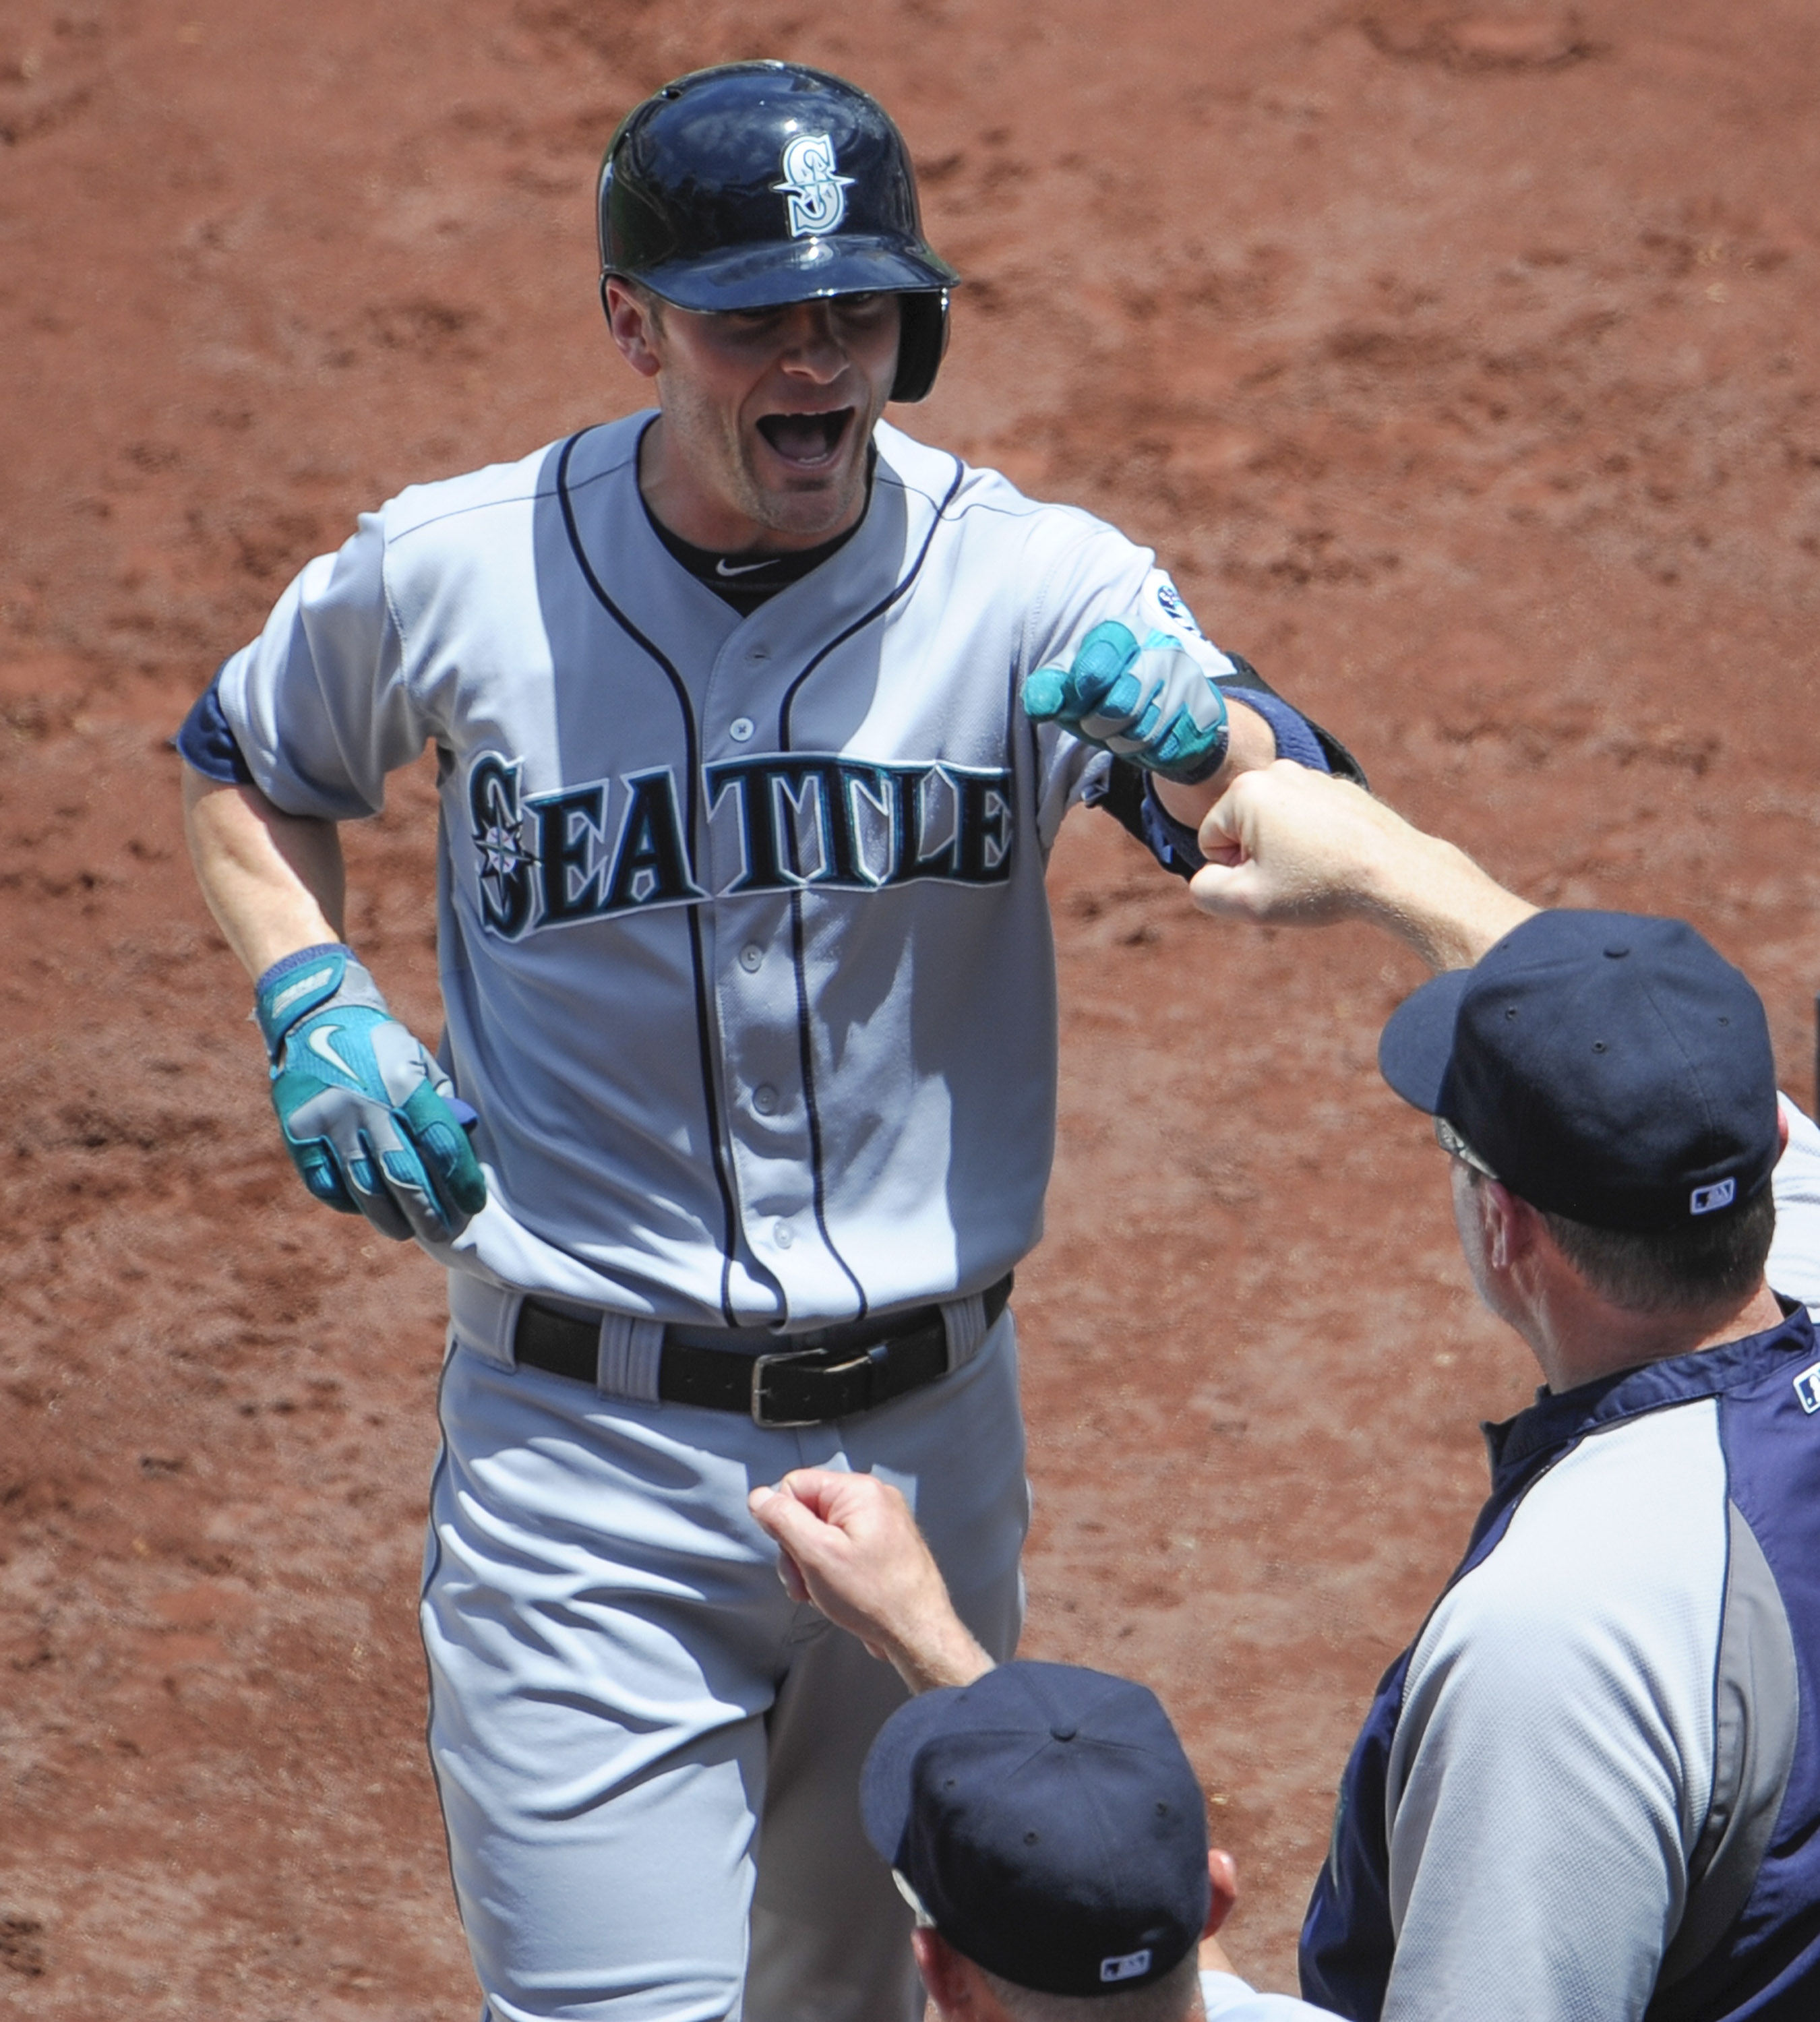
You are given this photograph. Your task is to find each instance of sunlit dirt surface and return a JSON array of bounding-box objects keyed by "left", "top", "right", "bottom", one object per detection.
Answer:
[{"left": 3, "top": 0, "right": 1819, "bottom": 2009}]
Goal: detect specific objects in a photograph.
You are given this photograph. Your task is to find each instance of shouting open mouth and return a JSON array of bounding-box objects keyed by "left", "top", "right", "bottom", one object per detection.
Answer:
[{"left": 756, "top": 408, "right": 854, "bottom": 470}]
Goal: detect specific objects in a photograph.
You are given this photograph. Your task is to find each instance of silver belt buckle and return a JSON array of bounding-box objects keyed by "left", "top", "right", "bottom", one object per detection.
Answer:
[
  {"left": 750, "top": 1345, "right": 832, "bottom": 1428},
  {"left": 750, "top": 1341, "right": 890, "bottom": 1426}
]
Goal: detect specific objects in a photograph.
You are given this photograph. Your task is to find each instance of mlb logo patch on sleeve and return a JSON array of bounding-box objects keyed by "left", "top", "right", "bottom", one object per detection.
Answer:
[{"left": 1793, "top": 1362, "right": 1820, "bottom": 1415}]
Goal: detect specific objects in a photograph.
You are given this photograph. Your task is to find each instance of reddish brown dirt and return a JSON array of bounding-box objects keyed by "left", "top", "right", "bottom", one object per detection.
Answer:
[{"left": 5, "top": 0, "right": 1820, "bottom": 2011}]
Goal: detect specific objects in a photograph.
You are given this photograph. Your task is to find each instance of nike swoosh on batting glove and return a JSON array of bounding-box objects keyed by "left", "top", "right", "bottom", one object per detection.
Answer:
[
  {"left": 254, "top": 944, "right": 487, "bottom": 1245},
  {"left": 1022, "top": 619, "right": 1231, "bottom": 783}
]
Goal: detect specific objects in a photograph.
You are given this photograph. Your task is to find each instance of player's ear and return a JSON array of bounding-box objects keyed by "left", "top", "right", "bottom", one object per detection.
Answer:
[
  {"left": 605, "top": 278, "right": 664, "bottom": 380},
  {"left": 1203, "top": 1848, "right": 1238, "bottom": 1936}
]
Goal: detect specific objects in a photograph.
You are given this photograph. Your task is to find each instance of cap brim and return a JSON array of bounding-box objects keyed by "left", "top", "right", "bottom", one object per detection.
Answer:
[
  {"left": 628, "top": 233, "right": 959, "bottom": 311},
  {"left": 1378, "top": 967, "right": 1474, "bottom": 1114},
  {"left": 859, "top": 1683, "right": 967, "bottom": 1868}
]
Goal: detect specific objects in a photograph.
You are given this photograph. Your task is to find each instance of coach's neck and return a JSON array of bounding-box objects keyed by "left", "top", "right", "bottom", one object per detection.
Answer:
[{"left": 1453, "top": 1163, "right": 1786, "bottom": 1397}]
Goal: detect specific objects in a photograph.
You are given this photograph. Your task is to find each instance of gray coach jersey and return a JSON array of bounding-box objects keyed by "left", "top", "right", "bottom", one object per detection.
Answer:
[
  {"left": 1302, "top": 1115, "right": 1820, "bottom": 2022},
  {"left": 216, "top": 416, "right": 1237, "bottom": 1328}
]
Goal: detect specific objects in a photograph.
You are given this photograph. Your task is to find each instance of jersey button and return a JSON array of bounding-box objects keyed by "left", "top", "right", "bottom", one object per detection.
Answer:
[
  {"left": 739, "top": 944, "right": 763, "bottom": 973},
  {"left": 773, "top": 1220, "right": 794, "bottom": 1249},
  {"left": 748, "top": 644, "right": 771, "bottom": 661},
  {"left": 729, "top": 716, "right": 755, "bottom": 742},
  {"left": 753, "top": 1084, "right": 778, "bottom": 1115}
]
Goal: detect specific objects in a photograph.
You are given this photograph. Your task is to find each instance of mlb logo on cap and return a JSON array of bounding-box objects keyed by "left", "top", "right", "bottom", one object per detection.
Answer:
[
  {"left": 1376, "top": 911, "right": 1780, "bottom": 1233},
  {"left": 859, "top": 1662, "right": 1211, "bottom": 1999}
]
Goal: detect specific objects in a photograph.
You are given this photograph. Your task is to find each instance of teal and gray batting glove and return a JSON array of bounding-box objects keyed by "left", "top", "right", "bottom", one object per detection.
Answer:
[
  {"left": 254, "top": 944, "right": 487, "bottom": 1245},
  {"left": 1021, "top": 619, "right": 1231, "bottom": 784}
]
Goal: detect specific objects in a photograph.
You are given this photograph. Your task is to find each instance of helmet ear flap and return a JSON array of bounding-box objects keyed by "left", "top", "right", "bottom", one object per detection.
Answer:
[{"left": 890, "top": 291, "right": 950, "bottom": 403}]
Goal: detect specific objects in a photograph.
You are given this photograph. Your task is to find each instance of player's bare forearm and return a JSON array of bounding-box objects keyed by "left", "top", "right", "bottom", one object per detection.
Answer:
[
  {"left": 181, "top": 763, "right": 347, "bottom": 979},
  {"left": 1151, "top": 697, "right": 1279, "bottom": 830},
  {"left": 1190, "top": 763, "right": 1536, "bottom": 973},
  {"left": 748, "top": 1471, "right": 994, "bottom": 1694}
]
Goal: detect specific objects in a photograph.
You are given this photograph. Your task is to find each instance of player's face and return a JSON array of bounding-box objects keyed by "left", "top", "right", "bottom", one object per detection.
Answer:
[{"left": 616, "top": 286, "right": 902, "bottom": 551}]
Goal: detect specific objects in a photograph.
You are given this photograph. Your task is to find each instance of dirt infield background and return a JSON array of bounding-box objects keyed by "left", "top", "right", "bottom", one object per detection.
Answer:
[{"left": 4, "top": 0, "right": 1820, "bottom": 2011}]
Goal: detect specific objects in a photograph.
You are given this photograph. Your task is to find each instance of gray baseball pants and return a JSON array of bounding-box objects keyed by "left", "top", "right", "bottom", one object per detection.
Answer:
[{"left": 421, "top": 1310, "right": 1029, "bottom": 2021}]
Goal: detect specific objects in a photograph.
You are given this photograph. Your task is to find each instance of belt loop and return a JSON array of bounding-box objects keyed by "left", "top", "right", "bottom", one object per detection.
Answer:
[
  {"left": 941, "top": 1290, "right": 989, "bottom": 1373},
  {"left": 598, "top": 1313, "right": 665, "bottom": 1403},
  {"left": 447, "top": 1273, "right": 523, "bottom": 1370}
]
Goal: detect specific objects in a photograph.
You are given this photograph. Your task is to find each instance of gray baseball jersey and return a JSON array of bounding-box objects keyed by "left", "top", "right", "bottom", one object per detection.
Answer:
[
  {"left": 208, "top": 412, "right": 1278, "bottom": 2022},
  {"left": 215, "top": 413, "right": 1240, "bottom": 1330}
]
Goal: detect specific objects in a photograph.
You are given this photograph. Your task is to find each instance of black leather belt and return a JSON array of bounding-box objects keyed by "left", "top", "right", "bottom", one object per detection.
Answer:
[{"left": 513, "top": 1274, "right": 1013, "bottom": 1428}]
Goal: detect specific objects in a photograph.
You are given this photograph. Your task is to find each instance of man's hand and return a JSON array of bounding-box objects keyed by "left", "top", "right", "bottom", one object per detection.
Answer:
[
  {"left": 748, "top": 1470, "right": 994, "bottom": 1694},
  {"left": 1190, "top": 762, "right": 1536, "bottom": 973},
  {"left": 256, "top": 944, "right": 487, "bottom": 1244},
  {"left": 1023, "top": 621, "right": 1231, "bottom": 784}
]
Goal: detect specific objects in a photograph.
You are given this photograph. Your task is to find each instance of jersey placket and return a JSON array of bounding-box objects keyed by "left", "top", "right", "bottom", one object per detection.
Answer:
[{"left": 702, "top": 621, "right": 860, "bottom": 1325}]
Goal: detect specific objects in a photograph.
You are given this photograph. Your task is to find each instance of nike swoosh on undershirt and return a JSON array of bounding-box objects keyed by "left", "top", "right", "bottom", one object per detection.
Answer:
[{"left": 715, "top": 557, "right": 779, "bottom": 578}]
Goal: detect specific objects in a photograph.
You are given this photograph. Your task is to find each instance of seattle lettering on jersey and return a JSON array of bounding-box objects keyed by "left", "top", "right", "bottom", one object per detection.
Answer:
[{"left": 468, "top": 750, "right": 1013, "bottom": 939}]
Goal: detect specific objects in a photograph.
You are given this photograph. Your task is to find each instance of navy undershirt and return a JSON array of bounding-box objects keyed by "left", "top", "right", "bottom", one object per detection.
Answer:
[
  {"left": 639, "top": 444, "right": 875, "bottom": 615},
  {"left": 644, "top": 510, "right": 863, "bottom": 616}
]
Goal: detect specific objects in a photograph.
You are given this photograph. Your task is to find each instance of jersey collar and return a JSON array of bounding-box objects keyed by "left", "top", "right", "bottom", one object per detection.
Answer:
[{"left": 1481, "top": 1299, "right": 1819, "bottom": 1489}]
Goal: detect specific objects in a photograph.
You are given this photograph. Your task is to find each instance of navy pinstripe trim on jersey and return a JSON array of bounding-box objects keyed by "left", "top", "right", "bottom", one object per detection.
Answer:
[
  {"left": 777, "top": 454, "right": 967, "bottom": 747},
  {"left": 554, "top": 427, "right": 739, "bottom": 1325},
  {"left": 786, "top": 884, "right": 870, "bottom": 1322},
  {"left": 762, "top": 452, "right": 967, "bottom": 1320}
]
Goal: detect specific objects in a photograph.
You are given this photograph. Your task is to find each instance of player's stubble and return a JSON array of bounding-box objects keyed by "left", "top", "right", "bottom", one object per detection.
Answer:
[{"left": 618, "top": 288, "right": 901, "bottom": 552}]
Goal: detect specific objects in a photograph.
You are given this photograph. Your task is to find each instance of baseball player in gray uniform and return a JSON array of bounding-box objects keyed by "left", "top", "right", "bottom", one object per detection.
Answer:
[{"left": 177, "top": 61, "right": 1352, "bottom": 2022}]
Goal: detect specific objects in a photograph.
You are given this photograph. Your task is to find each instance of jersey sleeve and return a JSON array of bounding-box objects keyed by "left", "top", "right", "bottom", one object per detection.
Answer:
[
  {"left": 1017, "top": 524, "right": 1235, "bottom": 852},
  {"left": 212, "top": 512, "right": 425, "bottom": 820},
  {"left": 1380, "top": 1519, "right": 1701, "bottom": 2021},
  {"left": 175, "top": 668, "right": 255, "bottom": 785},
  {"left": 1018, "top": 520, "right": 1329, "bottom": 866},
  {"left": 1767, "top": 1093, "right": 1820, "bottom": 1316},
  {"left": 1198, "top": 1969, "right": 1345, "bottom": 2019}
]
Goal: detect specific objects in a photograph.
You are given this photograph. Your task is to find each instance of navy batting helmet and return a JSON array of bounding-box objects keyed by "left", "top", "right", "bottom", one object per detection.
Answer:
[{"left": 597, "top": 61, "right": 957, "bottom": 403}]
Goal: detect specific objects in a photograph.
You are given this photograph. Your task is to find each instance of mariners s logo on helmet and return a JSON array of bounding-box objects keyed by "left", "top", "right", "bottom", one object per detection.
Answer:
[{"left": 773, "top": 131, "right": 854, "bottom": 237}]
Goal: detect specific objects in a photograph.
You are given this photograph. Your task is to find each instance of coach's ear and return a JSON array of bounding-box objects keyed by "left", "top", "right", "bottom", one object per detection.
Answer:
[{"left": 1203, "top": 1849, "right": 1238, "bottom": 1937}]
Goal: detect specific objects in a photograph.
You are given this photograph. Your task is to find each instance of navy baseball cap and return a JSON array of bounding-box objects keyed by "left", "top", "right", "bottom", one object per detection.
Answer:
[
  {"left": 860, "top": 1661, "right": 1211, "bottom": 1998},
  {"left": 1378, "top": 910, "right": 1779, "bottom": 1231}
]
